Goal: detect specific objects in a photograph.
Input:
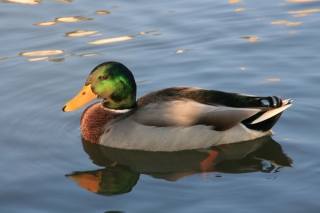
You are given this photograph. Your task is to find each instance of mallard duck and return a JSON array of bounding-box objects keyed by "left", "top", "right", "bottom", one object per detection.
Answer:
[{"left": 62, "top": 61, "right": 292, "bottom": 151}]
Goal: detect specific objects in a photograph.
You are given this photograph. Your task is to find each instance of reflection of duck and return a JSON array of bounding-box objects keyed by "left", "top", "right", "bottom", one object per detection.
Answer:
[
  {"left": 66, "top": 136, "right": 292, "bottom": 195},
  {"left": 62, "top": 62, "right": 292, "bottom": 151},
  {"left": 66, "top": 165, "right": 139, "bottom": 196}
]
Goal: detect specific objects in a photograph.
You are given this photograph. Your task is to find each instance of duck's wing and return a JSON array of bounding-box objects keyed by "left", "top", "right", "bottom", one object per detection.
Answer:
[
  {"left": 133, "top": 87, "right": 292, "bottom": 131},
  {"left": 132, "top": 100, "right": 260, "bottom": 130}
]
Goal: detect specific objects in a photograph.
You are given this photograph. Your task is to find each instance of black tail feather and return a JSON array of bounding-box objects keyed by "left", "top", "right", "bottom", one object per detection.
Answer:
[{"left": 242, "top": 112, "right": 283, "bottom": 132}]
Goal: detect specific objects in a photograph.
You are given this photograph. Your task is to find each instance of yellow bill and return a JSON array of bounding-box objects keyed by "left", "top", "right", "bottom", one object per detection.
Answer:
[{"left": 62, "top": 84, "right": 98, "bottom": 112}]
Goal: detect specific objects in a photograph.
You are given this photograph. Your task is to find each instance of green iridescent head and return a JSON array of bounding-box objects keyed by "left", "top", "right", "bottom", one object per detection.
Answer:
[{"left": 62, "top": 61, "right": 137, "bottom": 111}]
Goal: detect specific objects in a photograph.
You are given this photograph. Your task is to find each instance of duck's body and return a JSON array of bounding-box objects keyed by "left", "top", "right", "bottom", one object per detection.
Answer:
[{"left": 63, "top": 62, "right": 292, "bottom": 151}]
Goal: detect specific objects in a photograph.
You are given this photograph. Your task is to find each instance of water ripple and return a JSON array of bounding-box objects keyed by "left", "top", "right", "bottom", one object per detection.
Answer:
[
  {"left": 88, "top": 36, "right": 134, "bottom": 45},
  {"left": 65, "top": 30, "right": 99, "bottom": 37},
  {"left": 4, "top": 0, "right": 40, "bottom": 4},
  {"left": 271, "top": 20, "right": 302, "bottom": 26},
  {"left": 34, "top": 16, "right": 93, "bottom": 27}
]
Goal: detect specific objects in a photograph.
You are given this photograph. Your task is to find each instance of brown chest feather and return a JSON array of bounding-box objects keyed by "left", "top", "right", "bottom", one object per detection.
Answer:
[{"left": 80, "top": 103, "right": 123, "bottom": 144}]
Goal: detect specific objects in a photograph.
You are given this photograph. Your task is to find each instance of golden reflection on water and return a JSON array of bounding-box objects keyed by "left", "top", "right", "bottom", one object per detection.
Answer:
[
  {"left": 65, "top": 30, "right": 99, "bottom": 37},
  {"left": 239, "top": 67, "right": 246, "bottom": 70},
  {"left": 26, "top": 57, "right": 67, "bottom": 62},
  {"left": 95, "top": 10, "right": 111, "bottom": 15},
  {"left": 86, "top": 30, "right": 157, "bottom": 45},
  {"left": 27, "top": 57, "right": 48, "bottom": 62},
  {"left": 79, "top": 53, "right": 101, "bottom": 57},
  {"left": 248, "top": 37, "right": 259, "bottom": 42},
  {"left": 229, "top": 0, "right": 242, "bottom": 3},
  {"left": 89, "top": 36, "right": 133, "bottom": 45},
  {"left": 18, "top": 50, "right": 104, "bottom": 62},
  {"left": 34, "top": 21, "right": 57, "bottom": 27},
  {"left": 35, "top": 16, "right": 92, "bottom": 27},
  {"left": 20, "top": 50, "right": 65, "bottom": 62},
  {"left": 235, "top": 8, "right": 246, "bottom": 12},
  {"left": 271, "top": 20, "right": 302, "bottom": 26},
  {"left": 294, "top": 13, "right": 309, "bottom": 17},
  {"left": 20, "top": 50, "right": 64, "bottom": 56},
  {"left": 292, "top": 9, "right": 320, "bottom": 13},
  {"left": 4, "top": 0, "right": 40, "bottom": 4},
  {"left": 175, "top": 49, "right": 194, "bottom": 54},
  {"left": 239, "top": 36, "right": 259, "bottom": 42},
  {"left": 57, "top": 16, "right": 92, "bottom": 22},
  {"left": 263, "top": 78, "right": 281, "bottom": 83},
  {"left": 27, "top": 57, "right": 65, "bottom": 63},
  {"left": 288, "top": 9, "right": 320, "bottom": 17},
  {"left": 23, "top": 53, "right": 101, "bottom": 62},
  {"left": 267, "top": 78, "right": 281, "bottom": 82}
]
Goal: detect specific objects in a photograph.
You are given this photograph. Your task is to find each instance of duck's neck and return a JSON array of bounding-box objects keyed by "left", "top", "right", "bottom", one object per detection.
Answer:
[
  {"left": 80, "top": 102, "right": 129, "bottom": 144},
  {"left": 101, "top": 96, "right": 137, "bottom": 110}
]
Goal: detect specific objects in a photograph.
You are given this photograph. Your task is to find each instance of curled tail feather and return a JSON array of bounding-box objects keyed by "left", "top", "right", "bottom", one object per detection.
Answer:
[{"left": 242, "top": 97, "right": 292, "bottom": 132}]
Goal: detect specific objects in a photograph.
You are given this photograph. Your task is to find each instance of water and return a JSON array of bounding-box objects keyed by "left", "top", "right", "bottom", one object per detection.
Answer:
[{"left": 1, "top": 0, "right": 320, "bottom": 212}]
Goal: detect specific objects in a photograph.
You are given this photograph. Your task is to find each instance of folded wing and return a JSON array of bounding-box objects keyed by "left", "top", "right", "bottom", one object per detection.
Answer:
[{"left": 132, "top": 100, "right": 261, "bottom": 130}]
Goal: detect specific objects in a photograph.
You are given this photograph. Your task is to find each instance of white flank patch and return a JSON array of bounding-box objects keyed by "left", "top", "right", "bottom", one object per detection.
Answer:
[{"left": 250, "top": 104, "right": 292, "bottom": 124}]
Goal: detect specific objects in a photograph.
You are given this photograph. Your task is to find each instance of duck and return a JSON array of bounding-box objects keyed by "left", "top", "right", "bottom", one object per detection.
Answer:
[{"left": 62, "top": 61, "right": 292, "bottom": 151}]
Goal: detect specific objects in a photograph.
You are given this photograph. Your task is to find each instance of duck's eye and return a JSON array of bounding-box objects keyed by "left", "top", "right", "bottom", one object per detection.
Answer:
[{"left": 100, "top": 75, "right": 110, "bottom": 80}]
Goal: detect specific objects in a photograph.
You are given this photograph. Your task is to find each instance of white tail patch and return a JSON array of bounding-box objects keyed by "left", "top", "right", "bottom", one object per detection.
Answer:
[
  {"left": 250, "top": 103, "right": 292, "bottom": 124},
  {"left": 282, "top": 99, "right": 292, "bottom": 105}
]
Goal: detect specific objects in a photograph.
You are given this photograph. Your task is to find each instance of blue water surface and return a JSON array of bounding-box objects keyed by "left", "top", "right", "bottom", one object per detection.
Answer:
[{"left": 1, "top": 0, "right": 320, "bottom": 212}]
